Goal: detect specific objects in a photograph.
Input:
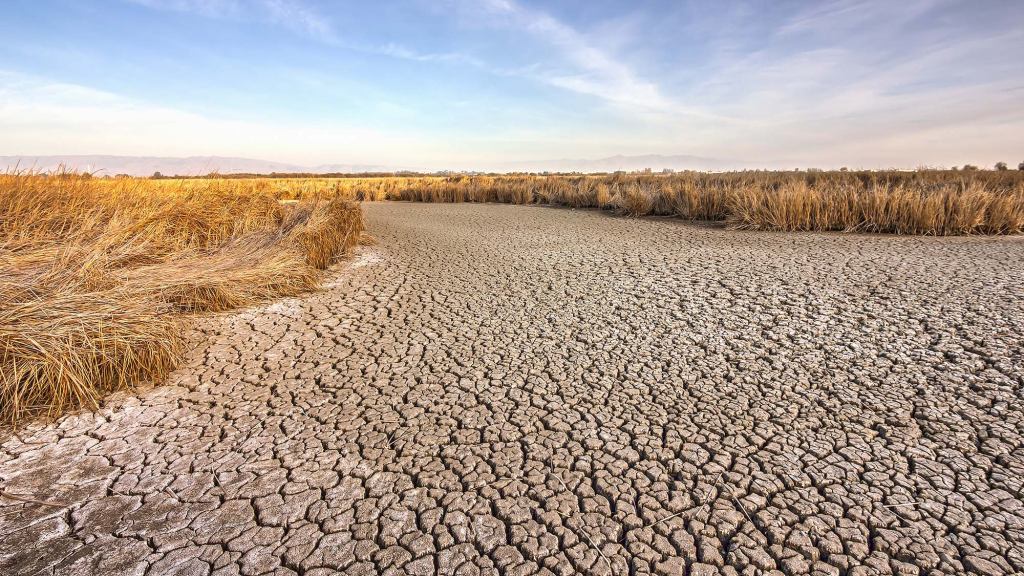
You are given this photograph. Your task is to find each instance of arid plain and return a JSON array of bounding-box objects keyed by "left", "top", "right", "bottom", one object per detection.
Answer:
[
  {"left": 6, "top": 0, "right": 1024, "bottom": 573},
  {"left": 3, "top": 200, "right": 1023, "bottom": 575}
]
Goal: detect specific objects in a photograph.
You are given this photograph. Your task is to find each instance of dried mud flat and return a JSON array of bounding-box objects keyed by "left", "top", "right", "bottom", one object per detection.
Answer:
[{"left": 2, "top": 203, "right": 1023, "bottom": 576}]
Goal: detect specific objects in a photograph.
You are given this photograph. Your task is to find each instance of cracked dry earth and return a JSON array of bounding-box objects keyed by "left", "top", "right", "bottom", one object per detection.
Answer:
[{"left": 3, "top": 203, "right": 1024, "bottom": 576}]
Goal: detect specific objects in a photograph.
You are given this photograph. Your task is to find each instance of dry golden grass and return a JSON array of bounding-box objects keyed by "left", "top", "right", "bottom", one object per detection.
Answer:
[
  {"left": 323, "top": 170, "right": 1022, "bottom": 235},
  {"left": 726, "top": 177, "right": 1024, "bottom": 234},
  {"left": 0, "top": 173, "right": 362, "bottom": 424},
  {"left": 177, "top": 170, "right": 1024, "bottom": 234}
]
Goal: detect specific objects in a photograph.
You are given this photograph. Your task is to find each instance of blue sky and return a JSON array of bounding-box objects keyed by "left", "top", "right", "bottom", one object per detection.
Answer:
[{"left": 1, "top": 0, "right": 1022, "bottom": 169}]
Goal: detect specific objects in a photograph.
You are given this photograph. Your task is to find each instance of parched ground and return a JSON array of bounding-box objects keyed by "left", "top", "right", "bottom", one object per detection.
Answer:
[{"left": 2, "top": 203, "right": 1023, "bottom": 576}]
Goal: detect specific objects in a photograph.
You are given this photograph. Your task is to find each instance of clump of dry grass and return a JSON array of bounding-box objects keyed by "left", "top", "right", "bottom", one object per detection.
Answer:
[
  {"left": 0, "top": 288, "right": 181, "bottom": 421},
  {"left": 0, "top": 173, "right": 363, "bottom": 424}
]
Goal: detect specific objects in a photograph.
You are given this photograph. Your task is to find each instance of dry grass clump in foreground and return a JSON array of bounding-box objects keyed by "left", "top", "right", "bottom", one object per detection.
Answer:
[{"left": 0, "top": 173, "right": 363, "bottom": 424}]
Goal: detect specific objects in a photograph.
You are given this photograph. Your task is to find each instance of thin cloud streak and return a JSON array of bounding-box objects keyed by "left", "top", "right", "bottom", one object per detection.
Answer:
[
  {"left": 126, "top": 0, "right": 335, "bottom": 40},
  {"left": 481, "top": 1, "right": 741, "bottom": 128},
  {"left": 468, "top": 0, "right": 687, "bottom": 116},
  {"left": 376, "top": 43, "right": 483, "bottom": 66},
  {"left": 777, "top": 0, "right": 947, "bottom": 36}
]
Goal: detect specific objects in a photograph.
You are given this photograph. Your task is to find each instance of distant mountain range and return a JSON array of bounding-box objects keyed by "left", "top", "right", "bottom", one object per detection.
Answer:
[
  {"left": 0, "top": 155, "right": 397, "bottom": 176},
  {"left": 499, "top": 154, "right": 750, "bottom": 173},
  {"left": 0, "top": 153, "right": 750, "bottom": 176}
]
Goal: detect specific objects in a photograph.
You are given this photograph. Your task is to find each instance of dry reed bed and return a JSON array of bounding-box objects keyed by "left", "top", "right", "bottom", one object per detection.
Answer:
[
  {"left": 0, "top": 174, "right": 363, "bottom": 424},
  {"left": 333, "top": 170, "right": 1024, "bottom": 235}
]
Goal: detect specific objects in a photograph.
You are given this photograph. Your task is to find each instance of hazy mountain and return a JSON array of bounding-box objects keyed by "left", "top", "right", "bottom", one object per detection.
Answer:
[
  {"left": 309, "top": 163, "right": 400, "bottom": 174},
  {"left": 0, "top": 155, "right": 396, "bottom": 176},
  {"left": 0, "top": 153, "right": 750, "bottom": 176},
  {"left": 495, "top": 154, "right": 749, "bottom": 173}
]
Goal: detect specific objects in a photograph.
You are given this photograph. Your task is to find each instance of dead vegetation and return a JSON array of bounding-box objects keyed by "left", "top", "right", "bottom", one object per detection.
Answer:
[
  {"left": 336, "top": 170, "right": 1024, "bottom": 235},
  {"left": 0, "top": 173, "right": 363, "bottom": 424}
]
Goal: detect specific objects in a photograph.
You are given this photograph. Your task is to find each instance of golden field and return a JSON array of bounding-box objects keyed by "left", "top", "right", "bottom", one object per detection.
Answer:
[{"left": 0, "top": 174, "right": 363, "bottom": 424}]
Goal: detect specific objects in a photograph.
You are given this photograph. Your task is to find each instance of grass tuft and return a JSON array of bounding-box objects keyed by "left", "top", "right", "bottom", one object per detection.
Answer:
[{"left": 0, "top": 173, "right": 363, "bottom": 424}]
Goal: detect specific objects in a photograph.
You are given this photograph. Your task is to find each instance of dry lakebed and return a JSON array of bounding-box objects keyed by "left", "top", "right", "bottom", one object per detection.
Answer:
[{"left": 2, "top": 202, "right": 1023, "bottom": 575}]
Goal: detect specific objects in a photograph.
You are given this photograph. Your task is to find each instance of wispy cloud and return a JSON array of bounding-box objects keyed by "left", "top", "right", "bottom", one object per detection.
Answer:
[
  {"left": 126, "top": 0, "right": 334, "bottom": 40},
  {"left": 777, "top": 0, "right": 946, "bottom": 36},
  {"left": 126, "top": 0, "right": 239, "bottom": 18},
  {"left": 462, "top": 0, "right": 678, "bottom": 115},
  {"left": 6, "top": 1, "right": 1023, "bottom": 168},
  {"left": 376, "top": 43, "right": 482, "bottom": 65},
  {"left": 680, "top": 1, "right": 1024, "bottom": 166},
  {"left": 259, "top": 0, "right": 333, "bottom": 40}
]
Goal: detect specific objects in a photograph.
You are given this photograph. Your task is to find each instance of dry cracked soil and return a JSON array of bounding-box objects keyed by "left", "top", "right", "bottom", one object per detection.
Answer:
[{"left": 2, "top": 202, "right": 1024, "bottom": 576}]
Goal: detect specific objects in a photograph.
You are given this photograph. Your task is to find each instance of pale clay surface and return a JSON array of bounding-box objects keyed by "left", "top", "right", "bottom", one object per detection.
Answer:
[{"left": 2, "top": 203, "right": 1023, "bottom": 576}]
